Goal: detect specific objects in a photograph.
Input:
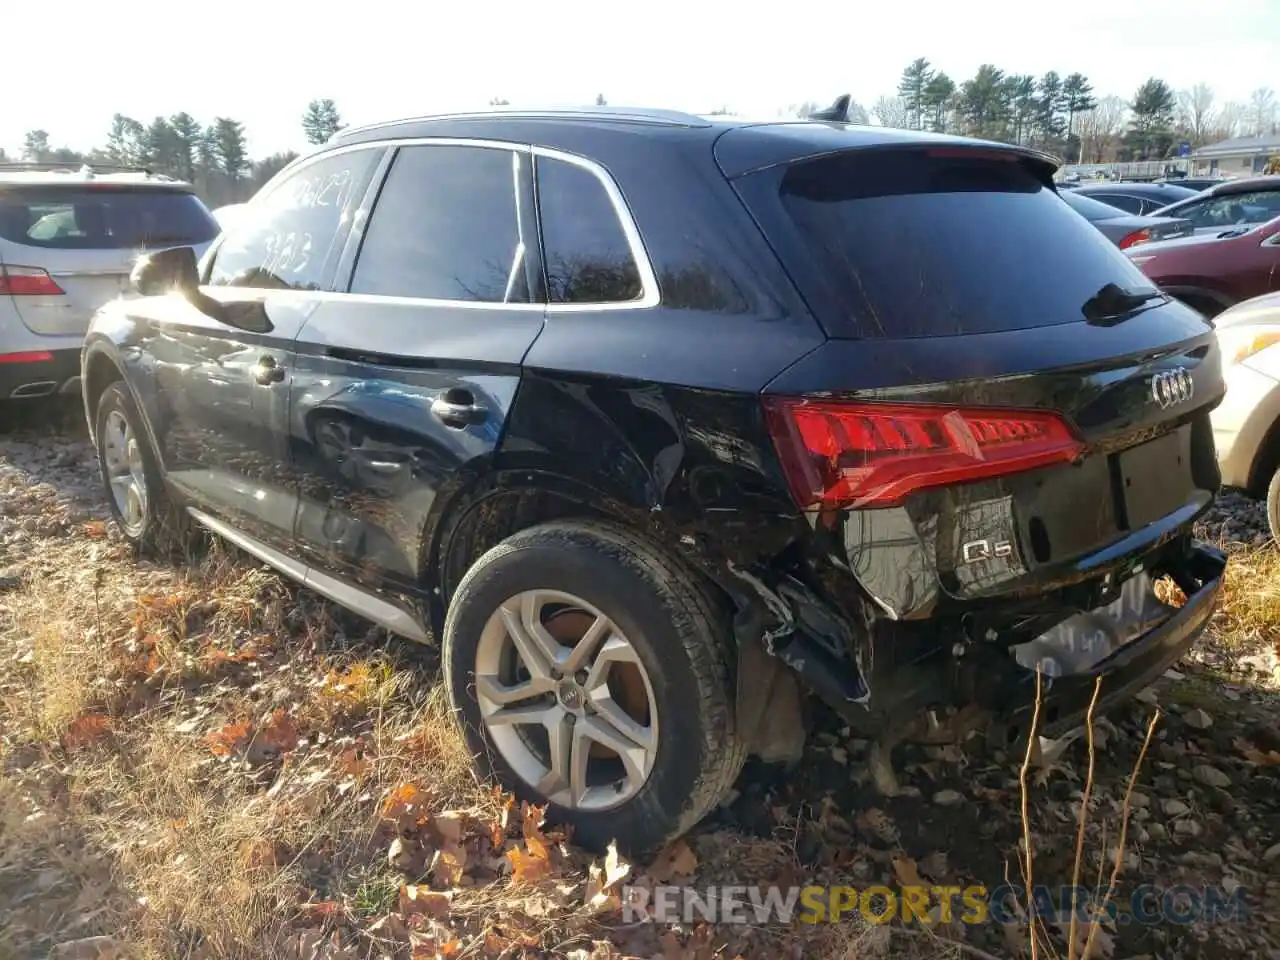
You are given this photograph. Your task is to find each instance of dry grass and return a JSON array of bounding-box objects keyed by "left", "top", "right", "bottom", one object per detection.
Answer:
[
  {"left": 0, "top": 530, "right": 500, "bottom": 958},
  {"left": 1213, "top": 543, "right": 1280, "bottom": 652},
  {"left": 3, "top": 459, "right": 1273, "bottom": 957}
]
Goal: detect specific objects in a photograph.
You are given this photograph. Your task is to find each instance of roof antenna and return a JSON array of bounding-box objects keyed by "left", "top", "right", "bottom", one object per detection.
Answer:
[{"left": 809, "top": 94, "right": 853, "bottom": 123}]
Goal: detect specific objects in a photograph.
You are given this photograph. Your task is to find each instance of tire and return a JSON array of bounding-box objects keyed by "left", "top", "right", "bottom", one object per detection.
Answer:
[
  {"left": 443, "top": 520, "right": 746, "bottom": 857},
  {"left": 1266, "top": 468, "right": 1280, "bottom": 543},
  {"left": 94, "top": 381, "right": 191, "bottom": 556}
]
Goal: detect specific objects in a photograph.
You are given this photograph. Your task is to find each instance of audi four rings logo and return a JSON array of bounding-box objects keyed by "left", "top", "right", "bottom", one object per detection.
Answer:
[{"left": 1149, "top": 367, "right": 1194, "bottom": 409}]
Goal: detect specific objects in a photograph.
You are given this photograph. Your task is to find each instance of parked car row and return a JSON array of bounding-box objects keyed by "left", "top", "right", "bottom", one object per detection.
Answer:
[{"left": 0, "top": 162, "right": 219, "bottom": 400}]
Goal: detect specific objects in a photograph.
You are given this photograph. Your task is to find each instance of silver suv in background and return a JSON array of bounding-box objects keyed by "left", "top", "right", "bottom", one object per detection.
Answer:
[{"left": 0, "top": 163, "right": 218, "bottom": 400}]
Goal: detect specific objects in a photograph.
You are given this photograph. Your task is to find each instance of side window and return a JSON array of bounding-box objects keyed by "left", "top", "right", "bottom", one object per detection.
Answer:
[
  {"left": 1095, "top": 193, "right": 1143, "bottom": 215},
  {"left": 536, "top": 155, "right": 643, "bottom": 304},
  {"left": 1180, "top": 193, "right": 1280, "bottom": 228},
  {"left": 350, "top": 145, "right": 528, "bottom": 303},
  {"left": 206, "top": 149, "right": 379, "bottom": 291}
]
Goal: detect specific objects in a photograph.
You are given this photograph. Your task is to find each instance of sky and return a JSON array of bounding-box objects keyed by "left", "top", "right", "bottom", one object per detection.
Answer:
[{"left": 5, "top": 0, "right": 1279, "bottom": 159}]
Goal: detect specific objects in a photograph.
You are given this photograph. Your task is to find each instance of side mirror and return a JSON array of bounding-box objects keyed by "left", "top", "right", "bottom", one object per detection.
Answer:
[{"left": 131, "top": 246, "right": 200, "bottom": 298}]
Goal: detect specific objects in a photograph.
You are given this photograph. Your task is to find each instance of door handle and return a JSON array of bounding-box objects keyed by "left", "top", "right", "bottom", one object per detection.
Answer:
[
  {"left": 254, "top": 356, "right": 285, "bottom": 386},
  {"left": 430, "top": 390, "right": 486, "bottom": 428}
]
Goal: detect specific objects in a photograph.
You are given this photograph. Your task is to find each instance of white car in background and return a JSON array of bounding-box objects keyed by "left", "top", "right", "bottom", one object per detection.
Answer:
[
  {"left": 1212, "top": 290, "right": 1280, "bottom": 539},
  {"left": 211, "top": 203, "right": 246, "bottom": 232},
  {"left": 0, "top": 163, "right": 218, "bottom": 400}
]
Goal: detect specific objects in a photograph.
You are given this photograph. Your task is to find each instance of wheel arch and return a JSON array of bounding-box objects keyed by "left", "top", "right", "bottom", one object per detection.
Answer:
[
  {"left": 1246, "top": 413, "right": 1280, "bottom": 496},
  {"left": 82, "top": 344, "right": 127, "bottom": 442}
]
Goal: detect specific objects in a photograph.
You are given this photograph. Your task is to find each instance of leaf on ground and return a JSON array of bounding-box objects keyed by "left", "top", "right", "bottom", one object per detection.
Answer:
[
  {"left": 521, "top": 802, "right": 551, "bottom": 860},
  {"left": 250, "top": 709, "right": 299, "bottom": 760},
  {"left": 507, "top": 846, "right": 552, "bottom": 885},
  {"left": 856, "top": 807, "right": 899, "bottom": 844},
  {"left": 83, "top": 521, "right": 107, "bottom": 539},
  {"left": 647, "top": 839, "right": 697, "bottom": 882},
  {"left": 919, "top": 850, "right": 950, "bottom": 882},
  {"left": 432, "top": 811, "right": 466, "bottom": 846},
  {"left": 204, "top": 719, "right": 253, "bottom": 758},
  {"left": 584, "top": 841, "right": 633, "bottom": 912},
  {"left": 238, "top": 838, "right": 279, "bottom": 870},
  {"left": 381, "top": 782, "right": 429, "bottom": 822},
  {"left": 435, "top": 845, "right": 467, "bottom": 887},
  {"left": 399, "top": 885, "right": 452, "bottom": 920},
  {"left": 488, "top": 790, "right": 514, "bottom": 848},
  {"left": 204, "top": 645, "right": 258, "bottom": 666},
  {"left": 409, "top": 923, "right": 462, "bottom": 958},
  {"left": 1234, "top": 736, "right": 1280, "bottom": 766},
  {"left": 63, "top": 713, "right": 113, "bottom": 751},
  {"left": 891, "top": 854, "right": 923, "bottom": 887},
  {"left": 336, "top": 747, "right": 369, "bottom": 778}
]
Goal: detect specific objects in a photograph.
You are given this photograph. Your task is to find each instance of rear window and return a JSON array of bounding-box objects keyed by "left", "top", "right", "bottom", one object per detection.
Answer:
[
  {"left": 1062, "top": 190, "right": 1128, "bottom": 221},
  {"left": 761, "top": 149, "right": 1160, "bottom": 338},
  {"left": 0, "top": 187, "right": 218, "bottom": 251}
]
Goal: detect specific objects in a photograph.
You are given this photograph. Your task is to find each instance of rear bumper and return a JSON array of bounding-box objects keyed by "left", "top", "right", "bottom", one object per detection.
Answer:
[
  {"left": 0, "top": 347, "right": 81, "bottom": 399},
  {"left": 1005, "top": 541, "right": 1226, "bottom": 737}
]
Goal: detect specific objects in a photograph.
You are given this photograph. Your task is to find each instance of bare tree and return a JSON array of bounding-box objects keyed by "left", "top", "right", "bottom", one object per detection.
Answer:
[
  {"left": 1076, "top": 94, "right": 1126, "bottom": 162},
  {"left": 1177, "top": 83, "right": 1216, "bottom": 146},
  {"left": 1212, "top": 101, "right": 1248, "bottom": 141},
  {"left": 1248, "top": 87, "right": 1276, "bottom": 135},
  {"left": 871, "top": 95, "right": 909, "bottom": 129}
]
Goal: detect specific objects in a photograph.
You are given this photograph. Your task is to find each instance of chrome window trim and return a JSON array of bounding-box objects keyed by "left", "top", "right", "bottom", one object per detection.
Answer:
[{"left": 220, "top": 137, "right": 659, "bottom": 312}]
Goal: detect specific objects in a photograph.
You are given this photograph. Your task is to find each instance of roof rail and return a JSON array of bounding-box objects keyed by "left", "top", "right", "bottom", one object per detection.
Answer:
[
  {"left": 0, "top": 161, "right": 157, "bottom": 176},
  {"left": 334, "top": 105, "right": 712, "bottom": 140}
]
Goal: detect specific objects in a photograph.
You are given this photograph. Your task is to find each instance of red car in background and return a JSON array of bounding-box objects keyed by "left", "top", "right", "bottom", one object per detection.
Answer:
[{"left": 1126, "top": 214, "right": 1280, "bottom": 318}]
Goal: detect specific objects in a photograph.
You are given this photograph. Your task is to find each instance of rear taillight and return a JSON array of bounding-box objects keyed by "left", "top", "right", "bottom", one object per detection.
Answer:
[
  {"left": 0, "top": 265, "right": 65, "bottom": 296},
  {"left": 0, "top": 351, "right": 54, "bottom": 364},
  {"left": 763, "top": 398, "right": 1085, "bottom": 510},
  {"left": 1118, "top": 229, "right": 1152, "bottom": 250}
]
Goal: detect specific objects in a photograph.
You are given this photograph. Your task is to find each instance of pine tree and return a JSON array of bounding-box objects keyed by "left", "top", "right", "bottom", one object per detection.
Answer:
[
  {"left": 898, "top": 58, "right": 934, "bottom": 129},
  {"left": 301, "top": 99, "right": 343, "bottom": 145},
  {"left": 213, "top": 117, "right": 248, "bottom": 181}
]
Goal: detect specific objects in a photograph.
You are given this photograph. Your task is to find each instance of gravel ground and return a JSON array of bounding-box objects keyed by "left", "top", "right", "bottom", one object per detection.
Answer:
[{"left": 1, "top": 404, "right": 1278, "bottom": 959}]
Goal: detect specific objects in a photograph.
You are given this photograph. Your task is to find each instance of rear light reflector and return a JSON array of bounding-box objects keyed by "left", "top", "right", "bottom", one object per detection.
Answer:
[
  {"left": 1118, "top": 229, "right": 1152, "bottom": 250},
  {"left": 0, "top": 351, "right": 54, "bottom": 364},
  {"left": 763, "top": 398, "right": 1085, "bottom": 510},
  {"left": 0, "top": 265, "right": 65, "bottom": 296}
]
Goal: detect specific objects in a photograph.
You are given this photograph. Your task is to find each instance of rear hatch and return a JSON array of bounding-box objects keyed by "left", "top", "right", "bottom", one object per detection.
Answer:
[
  {"left": 728, "top": 140, "right": 1222, "bottom": 608},
  {"left": 0, "top": 183, "right": 217, "bottom": 336}
]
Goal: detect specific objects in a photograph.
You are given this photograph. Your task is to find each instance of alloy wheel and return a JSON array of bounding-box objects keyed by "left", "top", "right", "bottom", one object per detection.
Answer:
[
  {"left": 102, "top": 409, "right": 149, "bottom": 536},
  {"left": 474, "top": 590, "right": 659, "bottom": 811}
]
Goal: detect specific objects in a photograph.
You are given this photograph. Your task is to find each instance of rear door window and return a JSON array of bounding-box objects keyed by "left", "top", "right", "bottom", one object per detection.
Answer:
[
  {"left": 350, "top": 144, "right": 530, "bottom": 303},
  {"left": 208, "top": 149, "right": 380, "bottom": 291},
  {"left": 743, "top": 148, "right": 1158, "bottom": 338},
  {"left": 535, "top": 155, "right": 642, "bottom": 304},
  {"left": 0, "top": 187, "right": 217, "bottom": 250}
]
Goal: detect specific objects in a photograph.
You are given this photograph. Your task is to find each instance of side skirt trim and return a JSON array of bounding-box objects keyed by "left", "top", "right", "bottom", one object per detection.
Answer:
[{"left": 187, "top": 508, "right": 430, "bottom": 643}]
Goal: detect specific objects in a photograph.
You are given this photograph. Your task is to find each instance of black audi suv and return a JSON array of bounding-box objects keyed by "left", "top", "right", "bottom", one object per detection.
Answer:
[{"left": 82, "top": 102, "right": 1227, "bottom": 856}]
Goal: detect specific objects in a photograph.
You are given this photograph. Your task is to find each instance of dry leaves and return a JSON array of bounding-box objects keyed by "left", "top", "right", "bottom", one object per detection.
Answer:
[
  {"left": 583, "top": 841, "right": 632, "bottom": 913},
  {"left": 62, "top": 713, "right": 113, "bottom": 751},
  {"left": 647, "top": 839, "right": 698, "bottom": 883},
  {"left": 399, "top": 885, "right": 452, "bottom": 920},
  {"left": 1235, "top": 736, "right": 1280, "bottom": 766}
]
